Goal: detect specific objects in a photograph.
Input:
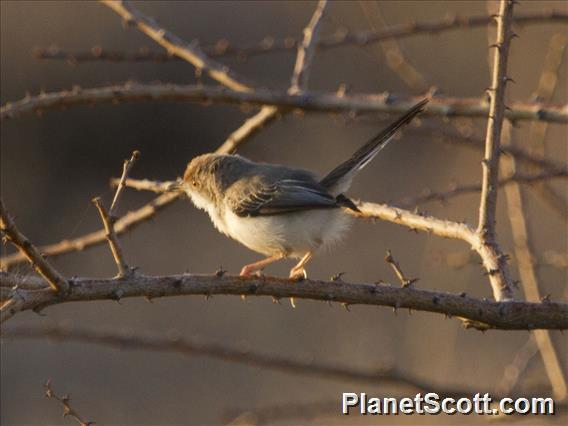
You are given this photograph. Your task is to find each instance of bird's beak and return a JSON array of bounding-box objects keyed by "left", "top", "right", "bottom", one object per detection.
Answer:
[{"left": 166, "top": 178, "right": 184, "bottom": 193}]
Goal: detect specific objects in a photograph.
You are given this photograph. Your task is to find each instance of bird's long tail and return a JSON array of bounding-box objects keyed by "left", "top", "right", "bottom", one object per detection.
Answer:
[{"left": 319, "top": 98, "right": 429, "bottom": 195}]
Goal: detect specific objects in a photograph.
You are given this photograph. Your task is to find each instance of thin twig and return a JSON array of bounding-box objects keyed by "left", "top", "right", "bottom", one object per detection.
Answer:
[
  {"left": 397, "top": 168, "right": 568, "bottom": 208},
  {"left": 92, "top": 197, "right": 130, "bottom": 278},
  {"left": 99, "top": 0, "right": 252, "bottom": 92},
  {"left": 476, "top": 0, "right": 517, "bottom": 301},
  {"left": 44, "top": 380, "right": 94, "bottom": 426},
  {"left": 1, "top": 271, "right": 566, "bottom": 330},
  {"left": 384, "top": 250, "right": 418, "bottom": 287},
  {"left": 289, "top": 0, "right": 328, "bottom": 94},
  {"left": 501, "top": 122, "right": 567, "bottom": 400},
  {"left": 358, "top": 1, "right": 428, "bottom": 92},
  {"left": 34, "top": 11, "right": 568, "bottom": 62},
  {"left": 109, "top": 150, "right": 140, "bottom": 216},
  {"left": 0, "top": 200, "right": 68, "bottom": 294},
  {"left": 2, "top": 84, "right": 566, "bottom": 122}
]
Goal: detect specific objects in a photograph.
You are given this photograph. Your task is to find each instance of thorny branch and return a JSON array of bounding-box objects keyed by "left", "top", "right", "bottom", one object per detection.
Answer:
[
  {"left": 288, "top": 0, "right": 328, "bottom": 94},
  {"left": 99, "top": 0, "right": 252, "bottom": 92},
  {"left": 91, "top": 150, "right": 140, "bottom": 277},
  {"left": 32, "top": 10, "right": 568, "bottom": 63},
  {"left": 0, "top": 270, "right": 566, "bottom": 330},
  {"left": 476, "top": 0, "right": 517, "bottom": 302},
  {"left": 2, "top": 83, "right": 567, "bottom": 123},
  {"left": 384, "top": 250, "right": 418, "bottom": 287},
  {"left": 0, "top": 200, "right": 68, "bottom": 295},
  {"left": 44, "top": 380, "right": 94, "bottom": 426}
]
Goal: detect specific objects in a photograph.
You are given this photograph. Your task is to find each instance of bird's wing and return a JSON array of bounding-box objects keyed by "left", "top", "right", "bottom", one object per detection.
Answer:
[{"left": 227, "top": 177, "right": 338, "bottom": 217}]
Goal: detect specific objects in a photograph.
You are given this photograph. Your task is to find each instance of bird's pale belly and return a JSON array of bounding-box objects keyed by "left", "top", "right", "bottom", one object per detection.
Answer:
[{"left": 223, "top": 208, "right": 352, "bottom": 258}]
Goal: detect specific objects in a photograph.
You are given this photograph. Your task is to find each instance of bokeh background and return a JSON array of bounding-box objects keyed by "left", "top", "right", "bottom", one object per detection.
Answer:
[{"left": 1, "top": 1, "right": 567, "bottom": 425}]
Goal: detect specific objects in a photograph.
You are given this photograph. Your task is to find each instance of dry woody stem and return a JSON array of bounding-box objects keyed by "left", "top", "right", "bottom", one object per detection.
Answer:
[
  {"left": 1, "top": 271, "right": 566, "bottom": 330},
  {"left": 476, "top": 0, "right": 517, "bottom": 301},
  {"left": 44, "top": 380, "right": 94, "bottom": 426},
  {"left": 2, "top": 84, "right": 566, "bottom": 123},
  {"left": 501, "top": 122, "right": 567, "bottom": 400},
  {"left": 33, "top": 10, "right": 568, "bottom": 62},
  {"left": 100, "top": 0, "right": 252, "bottom": 92},
  {"left": 0, "top": 200, "right": 68, "bottom": 294},
  {"left": 384, "top": 250, "right": 418, "bottom": 287}
]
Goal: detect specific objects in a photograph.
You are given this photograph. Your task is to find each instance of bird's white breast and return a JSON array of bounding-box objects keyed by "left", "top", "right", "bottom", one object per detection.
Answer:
[{"left": 222, "top": 207, "right": 352, "bottom": 258}]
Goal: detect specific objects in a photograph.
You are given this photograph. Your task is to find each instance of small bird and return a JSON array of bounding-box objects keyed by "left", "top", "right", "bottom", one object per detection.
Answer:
[{"left": 170, "top": 99, "right": 428, "bottom": 288}]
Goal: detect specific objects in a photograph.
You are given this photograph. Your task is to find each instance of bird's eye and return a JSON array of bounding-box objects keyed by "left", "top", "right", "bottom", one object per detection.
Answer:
[{"left": 191, "top": 180, "right": 198, "bottom": 187}]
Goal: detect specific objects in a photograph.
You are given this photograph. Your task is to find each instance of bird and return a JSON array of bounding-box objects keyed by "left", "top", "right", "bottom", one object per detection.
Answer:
[{"left": 169, "top": 98, "right": 428, "bottom": 295}]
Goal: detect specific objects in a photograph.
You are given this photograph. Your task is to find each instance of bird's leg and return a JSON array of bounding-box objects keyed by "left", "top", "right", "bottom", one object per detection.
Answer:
[
  {"left": 288, "top": 251, "right": 313, "bottom": 308},
  {"left": 289, "top": 252, "right": 313, "bottom": 280},
  {"left": 240, "top": 254, "right": 285, "bottom": 277}
]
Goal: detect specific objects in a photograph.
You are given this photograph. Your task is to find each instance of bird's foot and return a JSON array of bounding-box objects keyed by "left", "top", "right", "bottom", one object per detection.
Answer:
[
  {"left": 240, "top": 265, "right": 262, "bottom": 277},
  {"left": 289, "top": 267, "right": 307, "bottom": 281},
  {"left": 288, "top": 268, "right": 308, "bottom": 308}
]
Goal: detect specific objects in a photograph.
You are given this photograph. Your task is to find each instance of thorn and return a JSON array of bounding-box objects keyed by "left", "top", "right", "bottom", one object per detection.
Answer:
[
  {"left": 408, "top": 308, "right": 412, "bottom": 315},
  {"left": 503, "top": 76, "right": 515, "bottom": 84},
  {"left": 290, "top": 298, "right": 297, "bottom": 309},
  {"left": 540, "top": 294, "right": 551, "bottom": 303},
  {"left": 215, "top": 266, "right": 226, "bottom": 277},
  {"left": 272, "top": 296, "right": 281, "bottom": 304},
  {"left": 459, "top": 292, "right": 467, "bottom": 298},
  {"left": 205, "top": 294, "right": 213, "bottom": 300},
  {"left": 342, "top": 302, "right": 350, "bottom": 312},
  {"left": 241, "top": 294, "right": 247, "bottom": 302},
  {"left": 144, "top": 295, "right": 153, "bottom": 303},
  {"left": 331, "top": 272, "right": 346, "bottom": 282},
  {"left": 392, "top": 306, "right": 398, "bottom": 315},
  {"left": 488, "top": 43, "right": 501, "bottom": 51}
]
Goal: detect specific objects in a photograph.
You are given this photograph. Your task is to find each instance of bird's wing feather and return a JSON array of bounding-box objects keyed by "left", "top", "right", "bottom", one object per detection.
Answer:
[{"left": 227, "top": 177, "right": 338, "bottom": 217}]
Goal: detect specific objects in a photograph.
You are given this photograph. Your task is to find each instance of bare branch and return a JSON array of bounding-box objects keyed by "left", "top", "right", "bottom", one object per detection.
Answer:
[
  {"left": 216, "top": 106, "right": 279, "bottom": 155},
  {"left": 34, "top": 11, "right": 568, "bottom": 63},
  {"left": 289, "top": 0, "right": 328, "bottom": 94},
  {"left": 495, "top": 335, "right": 539, "bottom": 397},
  {"left": 2, "top": 83, "right": 566, "bottom": 122},
  {"left": 0, "top": 200, "right": 68, "bottom": 294},
  {"left": 92, "top": 197, "right": 130, "bottom": 278},
  {"left": 0, "top": 192, "right": 178, "bottom": 269},
  {"left": 3, "top": 326, "right": 425, "bottom": 389},
  {"left": 44, "top": 380, "right": 94, "bottom": 426},
  {"left": 1, "top": 271, "right": 566, "bottom": 330},
  {"left": 109, "top": 150, "right": 140, "bottom": 215},
  {"left": 398, "top": 167, "right": 568, "bottom": 208},
  {"left": 476, "top": 0, "right": 517, "bottom": 301},
  {"left": 384, "top": 250, "right": 418, "bottom": 287},
  {"left": 99, "top": 0, "right": 252, "bottom": 92},
  {"left": 526, "top": 33, "right": 568, "bottom": 221},
  {"left": 501, "top": 122, "right": 567, "bottom": 400}
]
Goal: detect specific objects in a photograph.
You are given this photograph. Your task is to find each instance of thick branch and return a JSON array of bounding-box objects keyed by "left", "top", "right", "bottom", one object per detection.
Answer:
[
  {"left": 0, "top": 200, "right": 68, "bottom": 294},
  {"left": 109, "top": 150, "right": 140, "bottom": 215},
  {"left": 1, "top": 272, "right": 566, "bottom": 330},
  {"left": 99, "top": 0, "right": 252, "bottom": 92},
  {"left": 2, "top": 84, "right": 566, "bottom": 122}
]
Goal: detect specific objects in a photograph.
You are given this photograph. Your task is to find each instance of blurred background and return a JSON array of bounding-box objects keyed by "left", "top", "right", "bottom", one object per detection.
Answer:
[{"left": 1, "top": 1, "right": 567, "bottom": 424}]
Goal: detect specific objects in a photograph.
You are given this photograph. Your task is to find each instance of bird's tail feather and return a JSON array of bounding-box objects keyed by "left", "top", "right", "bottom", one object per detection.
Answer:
[{"left": 320, "top": 98, "right": 429, "bottom": 195}]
